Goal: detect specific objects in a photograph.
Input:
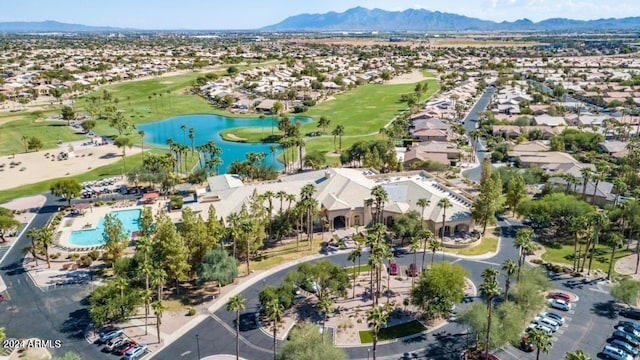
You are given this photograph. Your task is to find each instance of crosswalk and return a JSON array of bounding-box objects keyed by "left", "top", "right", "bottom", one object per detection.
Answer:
[{"left": 0, "top": 243, "right": 11, "bottom": 264}]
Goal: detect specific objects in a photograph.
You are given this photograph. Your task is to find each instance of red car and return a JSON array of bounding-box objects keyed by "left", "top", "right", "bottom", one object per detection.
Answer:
[
  {"left": 406, "top": 263, "right": 420, "bottom": 277},
  {"left": 114, "top": 341, "right": 137, "bottom": 355},
  {"left": 520, "top": 337, "right": 534, "bottom": 352},
  {"left": 389, "top": 263, "right": 398, "bottom": 275},
  {"left": 547, "top": 292, "right": 570, "bottom": 302}
]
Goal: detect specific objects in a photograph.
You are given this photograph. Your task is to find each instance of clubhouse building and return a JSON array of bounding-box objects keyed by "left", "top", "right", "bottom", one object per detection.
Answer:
[{"left": 195, "top": 168, "right": 474, "bottom": 237}]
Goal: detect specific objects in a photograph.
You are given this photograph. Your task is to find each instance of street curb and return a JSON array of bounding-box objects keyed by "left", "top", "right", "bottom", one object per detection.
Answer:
[{"left": 147, "top": 249, "right": 352, "bottom": 359}]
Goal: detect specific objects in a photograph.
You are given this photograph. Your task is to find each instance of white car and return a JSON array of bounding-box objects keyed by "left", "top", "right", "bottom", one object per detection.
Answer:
[
  {"left": 124, "top": 343, "right": 148, "bottom": 360},
  {"left": 539, "top": 311, "right": 565, "bottom": 326},
  {"left": 533, "top": 316, "right": 559, "bottom": 332},
  {"left": 548, "top": 298, "right": 571, "bottom": 311},
  {"left": 527, "top": 323, "right": 553, "bottom": 335}
]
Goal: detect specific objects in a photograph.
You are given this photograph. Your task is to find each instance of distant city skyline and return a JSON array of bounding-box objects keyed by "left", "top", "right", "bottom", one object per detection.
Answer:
[{"left": 2, "top": 0, "right": 639, "bottom": 30}]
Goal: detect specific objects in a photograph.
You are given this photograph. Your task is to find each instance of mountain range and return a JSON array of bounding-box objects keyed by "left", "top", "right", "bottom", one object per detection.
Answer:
[
  {"left": 262, "top": 7, "right": 640, "bottom": 32},
  {"left": 1, "top": 9, "right": 640, "bottom": 33},
  {"left": 0, "top": 20, "right": 126, "bottom": 32}
]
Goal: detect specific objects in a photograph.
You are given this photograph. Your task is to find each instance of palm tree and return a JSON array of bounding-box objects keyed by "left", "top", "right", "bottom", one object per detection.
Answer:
[
  {"left": 370, "top": 185, "right": 389, "bottom": 225},
  {"left": 410, "top": 235, "right": 420, "bottom": 288},
  {"left": 188, "top": 127, "right": 195, "bottom": 152},
  {"left": 331, "top": 125, "right": 345, "bottom": 153},
  {"left": 318, "top": 116, "right": 331, "bottom": 134},
  {"left": 151, "top": 300, "right": 165, "bottom": 343},
  {"left": 227, "top": 295, "right": 246, "bottom": 360},
  {"left": 38, "top": 227, "right": 53, "bottom": 268},
  {"left": 265, "top": 298, "right": 283, "bottom": 360},
  {"left": 275, "top": 191, "right": 287, "bottom": 214},
  {"left": 585, "top": 211, "right": 609, "bottom": 274},
  {"left": 137, "top": 236, "right": 153, "bottom": 334},
  {"left": 501, "top": 259, "right": 517, "bottom": 301},
  {"left": 26, "top": 228, "right": 39, "bottom": 266},
  {"left": 180, "top": 124, "right": 187, "bottom": 146},
  {"left": 151, "top": 268, "right": 167, "bottom": 301},
  {"left": 429, "top": 238, "right": 441, "bottom": 265},
  {"left": 367, "top": 307, "right": 388, "bottom": 360},
  {"left": 348, "top": 247, "right": 362, "bottom": 299},
  {"left": 437, "top": 198, "right": 452, "bottom": 259},
  {"left": 529, "top": 328, "right": 552, "bottom": 360},
  {"left": 565, "top": 350, "right": 591, "bottom": 360},
  {"left": 318, "top": 297, "right": 333, "bottom": 343},
  {"left": 580, "top": 167, "right": 592, "bottom": 200},
  {"left": 138, "top": 129, "right": 145, "bottom": 161},
  {"left": 114, "top": 136, "right": 133, "bottom": 174},
  {"left": 514, "top": 228, "right": 534, "bottom": 282},
  {"left": 416, "top": 198, "right": 431, "bottom": 269},
  {"left": 421, "top": 230, "right": 434, "bottom": 270},
  {"left": 480, "top": 268, "right": 501, "bottom": 359},
  {"left": 607, "top": 232, "right": 624, "bottom": 280}
]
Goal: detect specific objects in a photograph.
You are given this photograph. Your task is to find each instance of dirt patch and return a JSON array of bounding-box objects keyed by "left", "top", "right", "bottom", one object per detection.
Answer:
[
  {"left": 614, "top": 250, "right": 640, "bottom": 281},
  {"left": 159, "top": 81, "right": 174, "bottom": 85},
  {"left": 326, "top": 151, "right": 341, "bottom": 158},
  {"left": 387, "top": 70, "right": 425, "bottom": 85}
]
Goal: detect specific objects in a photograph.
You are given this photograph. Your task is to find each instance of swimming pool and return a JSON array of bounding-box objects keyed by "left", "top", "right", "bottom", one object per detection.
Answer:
[{"left": 68, "top": 209, "right": 141, "bottom": 247}]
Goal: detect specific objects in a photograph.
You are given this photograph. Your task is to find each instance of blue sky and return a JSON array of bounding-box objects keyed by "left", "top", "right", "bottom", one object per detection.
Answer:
[{"left": 2, "top": 0, "right": 639, "bottom": 29}]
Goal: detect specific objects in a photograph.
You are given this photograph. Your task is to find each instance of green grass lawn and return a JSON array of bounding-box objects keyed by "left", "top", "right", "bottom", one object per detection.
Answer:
[
  {"left": 344, "top": 264, "right": 372, "bottom": 274},
  {"left": 359, "top": 320, "right": 426, "bottom": 343},
  {"left": 444, "top": 236, "right": 499, "bottom": 256},
  {"left": 540, "top": 241, "right": 632, "bottom": 275},
  {"left": 0, "top": 117, "right": 87, "bottom": 156}
]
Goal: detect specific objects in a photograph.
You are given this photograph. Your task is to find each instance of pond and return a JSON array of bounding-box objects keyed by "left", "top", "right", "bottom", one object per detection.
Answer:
[{"left": 137, "top": 114, "right": 311, "bottom": 174}]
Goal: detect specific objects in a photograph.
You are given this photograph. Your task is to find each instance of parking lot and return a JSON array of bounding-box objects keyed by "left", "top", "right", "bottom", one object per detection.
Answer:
[
  {"left": 92, "top": 326, "right": 152, "bottom": 360},
  {"left": 493, "top": 274, "right": 631, "bottom": 360}
]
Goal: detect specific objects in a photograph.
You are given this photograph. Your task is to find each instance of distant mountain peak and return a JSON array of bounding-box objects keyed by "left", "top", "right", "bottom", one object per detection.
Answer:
[{"left": 262, "top": 7, "right": 640, "bottom": 32}]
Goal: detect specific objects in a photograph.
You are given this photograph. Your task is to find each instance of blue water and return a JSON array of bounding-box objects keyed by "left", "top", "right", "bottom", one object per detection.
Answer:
[
  {"left": 69, "top": 209, "right": 141, "bottom": 246},
  {"left": 137, "top": 114, "right": 311, "bottom": 173}
]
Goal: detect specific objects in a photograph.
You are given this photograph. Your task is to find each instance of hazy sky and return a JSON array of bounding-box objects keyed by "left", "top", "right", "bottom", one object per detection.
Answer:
[{"left": 2, "top": 0, "right": 639, "bottom": 29}]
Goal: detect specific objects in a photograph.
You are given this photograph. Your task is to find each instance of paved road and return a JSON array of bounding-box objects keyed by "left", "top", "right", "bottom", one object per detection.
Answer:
[
  {"left": 0, "top": 193, "right": 113, "bottom": 359},
  {"left": 155, "top": 220, "right": 519, "bottom": 360},
  {"left": 461, "top": 88, "right": 495, "bottom": 182}
]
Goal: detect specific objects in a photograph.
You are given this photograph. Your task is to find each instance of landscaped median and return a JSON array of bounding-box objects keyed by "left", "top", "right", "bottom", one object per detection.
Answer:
[
  {"left": 358, "top": 320, "right": 426, "bottom": 343},
  {"left": 444, "top": 236, "right": 499, "bottom": 256}
]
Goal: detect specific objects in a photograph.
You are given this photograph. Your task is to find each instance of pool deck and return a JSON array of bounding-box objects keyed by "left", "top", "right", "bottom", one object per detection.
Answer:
[{"left": 54, "top": 200, "right": 143, "bottom": 251}]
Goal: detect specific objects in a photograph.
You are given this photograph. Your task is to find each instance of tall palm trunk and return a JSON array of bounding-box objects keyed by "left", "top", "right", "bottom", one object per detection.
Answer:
[
  {"left": 485, "top": 297, "right": 494, "bottom": 360},
  {"left": 581, "top": 235, "right": 593, "bottom": 273},
  {"left": 352, "top": 260, "right": 357, "bottom": 299},
  {"left": 421, "top": 239, "right": 427, "bottom": 270},
  {"left": 516, "top": 249, "right": 523, "bottom": 282},
  {"left": 235, "top": 311, "right": 240, "bottom": 360},
  {"left": 273, "top": 319, "right": 277, "bottom": 360}
]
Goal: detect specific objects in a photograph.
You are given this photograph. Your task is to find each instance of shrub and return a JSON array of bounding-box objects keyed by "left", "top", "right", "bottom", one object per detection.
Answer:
[
  {"left": 87, "top": 250, "right": 100, "bottom": 261},
  {"left": 530, "top": 259, "right": 544, "bottom": 265},
  {"left": 170, "top": 196, "right": 184, "bottom": 210},
  {"left": 50, "top": 252, "right": 61, "bottom": 259},
  {"left": 77, "top": 255, "right": 93, "bottom": 267},
  {"left": 187, "top": 308, "right": 196, "bottom": 316},
  {"left": 67, "top": 253, "right": 80, "bottom": 260}
]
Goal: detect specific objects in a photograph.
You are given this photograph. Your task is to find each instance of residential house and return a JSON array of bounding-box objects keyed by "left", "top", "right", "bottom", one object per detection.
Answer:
[
  {"left": 409, "top": 117, "right": 453, "bottom": 142},
  {"left": 403, "top": 141, "right": 462, "bottom": 167},
  {"left": 532, "top": 115, "right": 567, "bottom": 127}
]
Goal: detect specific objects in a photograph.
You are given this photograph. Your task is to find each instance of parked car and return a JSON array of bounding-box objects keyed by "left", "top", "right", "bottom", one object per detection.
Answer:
[
  {"left": 618, "top": 321, "right": 640, "bottom": 333},
  {"left": 547, "top": 291, "right": 571, "bottom": 302},
  {"left": 97, "top": 328, "right": 123, "bottom": 343},
  {"left": 612, "top": 330, "right": 640, "bottom": 347},
  {"left": 388, "top": 262, "right": 398, "bottom": 276},
  {"left": 124, "top": 343, "right": 148, "bottom": 360},
  {"left": 610, "top": 339, "right": 639, "bottom": 357},
  {"left": 615, "top": 326, "right": 640, "bottom": 341},
  {"left": 478, "top": 353, "right": 499, "bottom": 360},
  {"left": 527, "top": 323, "right": 553, "bottom": 336},
  {"left": 620, "top": 308, "right": 640, "bottom": 320},
  {"left": 520, "top": 337, "right": 534, "bottom": 352},
  {"left": 534, "top": 316, "right": 560, "bottom": 332},
  {"left": 602, "top": 344, "right": 633, "bottom": 360},
  {"left": 406, "top": 263, "right": 420, "bottom": 277},
  {"left": 548, "top": 299, "right": 571, "bottom": 311},
  {"left": 102, "top": 336, "right": 125, "bottom": 352},
  {"left": 539, "top": 311, "right": 565, "bottom": 326},
  {"left": 114, "top": 341, "right": 137, "bottom": 356}
]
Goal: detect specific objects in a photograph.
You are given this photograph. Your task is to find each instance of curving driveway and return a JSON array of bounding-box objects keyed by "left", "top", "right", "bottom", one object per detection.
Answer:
[{"left": 154, "top": 220, "right": 520, "bottom": 360}]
